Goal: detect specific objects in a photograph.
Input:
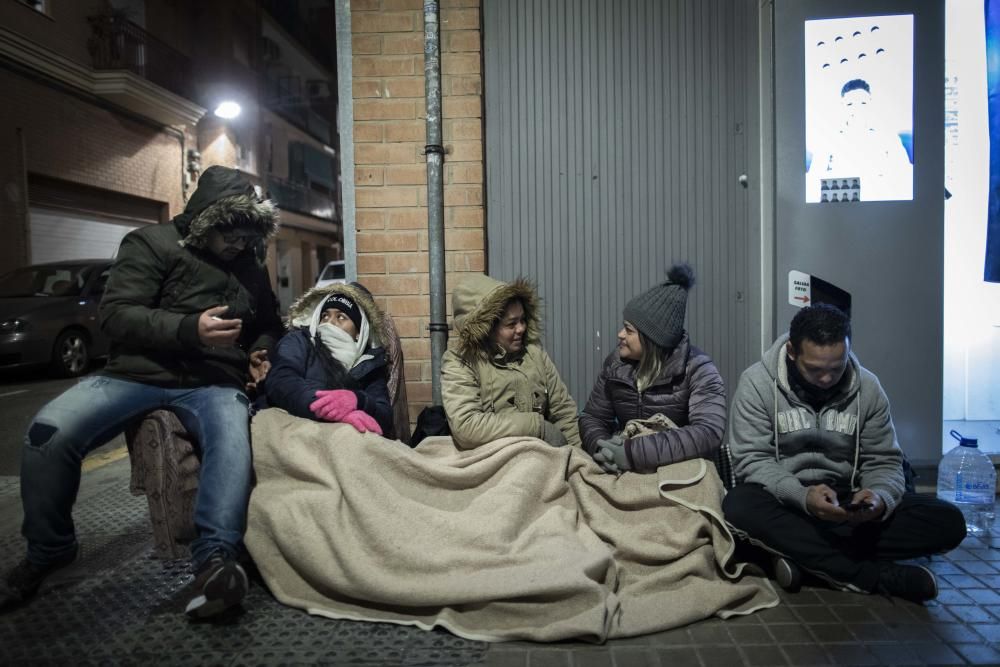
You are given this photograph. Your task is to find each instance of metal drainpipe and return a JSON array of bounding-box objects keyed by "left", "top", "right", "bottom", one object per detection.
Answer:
[{"left": 424, "top": 0, "right": 448, "bottom": 405}]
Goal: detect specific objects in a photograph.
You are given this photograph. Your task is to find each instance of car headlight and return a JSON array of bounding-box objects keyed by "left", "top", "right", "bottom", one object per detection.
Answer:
[{"left": 0, "top": 318, "right": 27, "bottom": 333}]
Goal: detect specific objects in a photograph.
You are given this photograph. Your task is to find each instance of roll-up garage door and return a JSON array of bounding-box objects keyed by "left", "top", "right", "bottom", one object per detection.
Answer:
[
  {"left": 29, "top": 209, "right": 140, "bottom": 264},
  {"left": 483, "top": 0, "right": 761, "bottom": 406}
]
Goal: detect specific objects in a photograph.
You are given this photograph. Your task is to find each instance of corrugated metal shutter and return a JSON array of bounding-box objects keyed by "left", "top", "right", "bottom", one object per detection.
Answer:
[
  {"left": 483, "top": 0, "right": 758, "bottom": 407},
  {"left": 29, "top": 209, "right": 139, "bottom": 264}
]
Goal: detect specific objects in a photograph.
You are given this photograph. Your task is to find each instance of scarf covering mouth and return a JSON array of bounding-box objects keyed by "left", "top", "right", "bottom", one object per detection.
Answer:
[{"left": 311, "top": 300, "right": 372, "bottom": 370}]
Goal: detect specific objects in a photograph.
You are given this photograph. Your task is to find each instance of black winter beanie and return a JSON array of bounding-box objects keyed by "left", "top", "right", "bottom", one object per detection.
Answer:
[
  {"left": 622, "top": 264, "right": 695, "bottom": 350},
  {"left": 322, "top": 294, "right": 363, "bottom": 332}
]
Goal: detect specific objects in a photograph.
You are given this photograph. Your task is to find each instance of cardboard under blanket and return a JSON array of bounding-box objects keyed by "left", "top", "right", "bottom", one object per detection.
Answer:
[{"left": 245, "top": 408, "right": 778, "bottom": 643}]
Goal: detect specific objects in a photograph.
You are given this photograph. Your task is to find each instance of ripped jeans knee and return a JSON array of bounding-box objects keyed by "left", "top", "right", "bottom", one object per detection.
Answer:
[{"left": 26, "top": 421, "right": 58, "bottom": 450}]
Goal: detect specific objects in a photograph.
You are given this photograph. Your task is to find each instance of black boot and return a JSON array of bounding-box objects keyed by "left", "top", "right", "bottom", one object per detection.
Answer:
[
  {"left": 876, "top": 562, "right": 938, "bottom": 603},
  {"left": 0, "top": 547, "right": 79, "bottom": 611}
]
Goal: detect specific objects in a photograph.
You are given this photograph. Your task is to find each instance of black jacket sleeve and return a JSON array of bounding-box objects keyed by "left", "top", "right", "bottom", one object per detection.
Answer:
[
  {"left": 353, "top": 372, "right": 393, "bottom": 436},
  {"left": 265, "top": 332, "right": 327, "bottom": 419},
  {"left": 100, "top": 230, "right": 193, "bottom": 350},
  {"left": 247, "top": 267, "right": 283, "bottom": 354},
  {"left": 578, "top": 357, "right": 618, "bottom": 455}
]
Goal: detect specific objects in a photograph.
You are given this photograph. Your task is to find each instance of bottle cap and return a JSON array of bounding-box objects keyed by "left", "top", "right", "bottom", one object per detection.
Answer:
[{"left": 950, "top": 429, "right": 979, "bottom": 447}]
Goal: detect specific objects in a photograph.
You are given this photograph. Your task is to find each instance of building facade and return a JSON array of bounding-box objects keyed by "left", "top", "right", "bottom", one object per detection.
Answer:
[{"left": 1, "top": 0, "right": 343, "bottom": 313}]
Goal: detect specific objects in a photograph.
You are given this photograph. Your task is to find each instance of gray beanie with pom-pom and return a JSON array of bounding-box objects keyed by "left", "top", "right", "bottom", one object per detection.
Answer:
[{"left": 622, "top": 264, "right": 695, "bottom": 350}]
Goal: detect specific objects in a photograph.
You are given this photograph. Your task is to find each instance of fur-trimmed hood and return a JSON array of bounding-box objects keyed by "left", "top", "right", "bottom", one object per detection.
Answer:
[
  {"left": 286, "top": 282, "right": 389, "bottom": 349},
  {"left": 451, "top": 274, "right": 540, "bottom": 362},
  {"left": 174, "top": 166, "right": 279, "bottom": 263}
]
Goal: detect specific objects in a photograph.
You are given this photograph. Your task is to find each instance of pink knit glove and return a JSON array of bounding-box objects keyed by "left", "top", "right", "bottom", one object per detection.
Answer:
[
  {"left": 309, "top": 389, "right": 357, "bottom": 422},
  {"left": 341, "top": 409, "right": 382, "bottom": 435}
]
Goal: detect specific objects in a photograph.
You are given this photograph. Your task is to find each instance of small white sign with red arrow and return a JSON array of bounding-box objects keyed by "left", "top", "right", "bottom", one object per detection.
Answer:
[{"left": 789, "top": 270, "right": 811, "bottom": 308}]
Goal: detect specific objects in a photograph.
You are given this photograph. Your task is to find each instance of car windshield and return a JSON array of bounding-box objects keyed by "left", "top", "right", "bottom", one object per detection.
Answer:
[{"left": 0, "top": 265, "right": 91, "bottom": 298}]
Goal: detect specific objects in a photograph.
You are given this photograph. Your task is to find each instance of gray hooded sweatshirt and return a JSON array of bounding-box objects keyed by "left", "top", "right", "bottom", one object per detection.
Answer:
[{"left": 726, "top": 333, "right": 905, "bottom": 517}]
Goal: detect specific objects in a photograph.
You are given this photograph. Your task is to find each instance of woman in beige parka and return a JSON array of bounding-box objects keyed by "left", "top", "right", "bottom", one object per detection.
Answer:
[{"left": 441, "top": 274, "right": 582, "bottom": 450}]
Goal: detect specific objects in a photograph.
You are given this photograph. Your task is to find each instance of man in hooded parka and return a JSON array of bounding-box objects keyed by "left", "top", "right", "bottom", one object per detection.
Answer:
[{"left": 1, "top": 166, "right": 283, "bottom": 619}]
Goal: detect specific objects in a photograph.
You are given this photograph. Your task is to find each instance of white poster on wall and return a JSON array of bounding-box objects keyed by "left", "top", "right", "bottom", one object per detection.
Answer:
[{"left": 804, "top": 14, "right": 914, "bottom": 203}]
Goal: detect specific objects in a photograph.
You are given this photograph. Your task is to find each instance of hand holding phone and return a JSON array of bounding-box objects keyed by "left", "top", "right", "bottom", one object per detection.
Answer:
[
  {"left": 843, "top": 500, "right": 874, "bottom": 513},
  {"left": 199, "top": 305, "right": 242, "bottom": 347}
]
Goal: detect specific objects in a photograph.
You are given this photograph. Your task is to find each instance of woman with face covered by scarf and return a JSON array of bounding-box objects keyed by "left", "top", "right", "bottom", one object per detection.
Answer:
[{"left": 262, "top": 283, "right": 392, "bottom": 436}]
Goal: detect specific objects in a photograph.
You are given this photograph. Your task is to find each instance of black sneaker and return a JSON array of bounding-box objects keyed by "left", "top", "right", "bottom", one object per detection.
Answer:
[
  {"left": 877, "top": 563, "right": 938, "bottom": 603},
  {"left": 0, "top": 548, "right": 79, "bottom": 610},
  {"left": 773, "top": 555, "right": 802, "bottom": 592},
  {"left": 184, "top": 553, "right": 248, "bottom": 619}
]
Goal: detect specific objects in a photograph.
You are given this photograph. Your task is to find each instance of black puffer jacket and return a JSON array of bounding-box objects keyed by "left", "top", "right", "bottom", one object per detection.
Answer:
[
  {"left": 263, "top": 282, "right": 393, "bottom": 435},
  {"left": 578, "top": 336, "right": 727, "bottom": 472},
  {"left": 99, "top": 166, "right": 282, "bottom": 389}
]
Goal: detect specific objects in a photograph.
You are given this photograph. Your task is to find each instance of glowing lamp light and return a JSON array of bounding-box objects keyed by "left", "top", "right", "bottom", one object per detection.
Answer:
[{"left": 214, "top": 101, "right": 242, "bottom": 119}]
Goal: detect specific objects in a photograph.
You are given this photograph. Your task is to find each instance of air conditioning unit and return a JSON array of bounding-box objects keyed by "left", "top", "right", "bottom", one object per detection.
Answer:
[
  {"left": 306, "top": 79, "right": 331, "bottom": 99},
  {"left": 259, "top": 36, "right": 281, "bottom": 62}
]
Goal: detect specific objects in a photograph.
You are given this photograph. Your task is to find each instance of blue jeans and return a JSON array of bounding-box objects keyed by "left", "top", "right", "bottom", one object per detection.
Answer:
[{"left": 21, "top": 374, "right": 253, "bottom": 569}]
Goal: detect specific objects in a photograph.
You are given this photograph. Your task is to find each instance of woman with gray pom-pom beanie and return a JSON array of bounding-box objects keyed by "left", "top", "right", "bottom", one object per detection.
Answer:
[{"left": 578, "top": 264, "right": 727, "bottom": 474}]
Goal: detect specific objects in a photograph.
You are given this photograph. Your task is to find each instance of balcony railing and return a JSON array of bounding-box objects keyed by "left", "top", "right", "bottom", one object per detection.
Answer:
[
  {"left": 87, "top": 15, "right": 193, "bottom": 101},
  {"left": 266, "top": 175, "right": 338, "bottom": 223}
]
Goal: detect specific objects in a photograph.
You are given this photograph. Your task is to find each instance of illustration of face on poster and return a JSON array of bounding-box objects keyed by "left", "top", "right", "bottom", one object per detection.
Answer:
[{"left": 804, "top": 15, "right": 914, "bottom": 203}]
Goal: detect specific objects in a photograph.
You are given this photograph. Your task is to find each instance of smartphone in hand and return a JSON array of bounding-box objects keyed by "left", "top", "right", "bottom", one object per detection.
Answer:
[{"left": 843, "top": 501, "right": 874, "bottom": 512}]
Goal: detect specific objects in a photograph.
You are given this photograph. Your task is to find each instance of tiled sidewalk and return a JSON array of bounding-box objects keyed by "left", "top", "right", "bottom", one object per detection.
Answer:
[
  {"left": 481, "top": 537, "right": 1000, "bottom": 666},
  {"left": 1, "top": 460, "right": 998, "bottom": 666}
]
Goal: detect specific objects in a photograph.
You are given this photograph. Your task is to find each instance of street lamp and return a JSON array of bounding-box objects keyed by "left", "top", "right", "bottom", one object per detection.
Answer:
[{"left": 213, "top": 101, "right": 242, "bottom": 119}]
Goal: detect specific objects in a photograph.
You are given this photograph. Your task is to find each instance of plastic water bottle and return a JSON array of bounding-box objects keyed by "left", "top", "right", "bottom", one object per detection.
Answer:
[{"left": 937, "top": 430, "right": 996, "bottom": 536}]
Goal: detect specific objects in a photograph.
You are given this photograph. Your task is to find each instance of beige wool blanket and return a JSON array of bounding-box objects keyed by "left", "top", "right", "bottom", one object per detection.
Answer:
[{"left": 245, "top": 409, "right": 778, "bottom": 642}]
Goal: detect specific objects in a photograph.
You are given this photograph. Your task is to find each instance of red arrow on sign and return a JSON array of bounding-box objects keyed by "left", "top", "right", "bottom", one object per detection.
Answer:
[{"left": 793, "top": 295, "right": 811, "bottom": 304}]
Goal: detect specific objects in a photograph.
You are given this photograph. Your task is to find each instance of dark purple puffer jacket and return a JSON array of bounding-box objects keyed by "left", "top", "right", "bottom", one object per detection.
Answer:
[{"left": 578, "top": 336, "right": 727, "bottom": 473}]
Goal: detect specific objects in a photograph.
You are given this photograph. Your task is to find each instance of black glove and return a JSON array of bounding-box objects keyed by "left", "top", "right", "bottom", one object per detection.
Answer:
[{"left": 540, "top": 420, "right": 569, "bottom": 447}]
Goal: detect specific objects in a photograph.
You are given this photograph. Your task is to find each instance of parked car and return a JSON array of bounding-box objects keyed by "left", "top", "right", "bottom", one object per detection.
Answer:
[
  {"left": 315, "top": 260, "right": 346, "bottom": 288},
  {"left": 0, "top": 259, "right": 113, "bottom": 377}
]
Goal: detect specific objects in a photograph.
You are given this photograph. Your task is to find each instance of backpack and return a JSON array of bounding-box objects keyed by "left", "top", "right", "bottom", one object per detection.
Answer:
[{"left": 410, "top": 405, "right": 451, "bottom": 447}]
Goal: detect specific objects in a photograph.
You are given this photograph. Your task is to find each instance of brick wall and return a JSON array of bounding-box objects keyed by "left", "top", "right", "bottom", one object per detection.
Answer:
[
  {"left": 350, "top": 0, "right": 484, "bottom": 422},
  {"left": 0, "top": 69, "right": 186, "bottom": 269},
  {"left": 0, "top": 1, "right": 104, "bottom": 70},
  {"left": 1, "top": 71, "right": 185, "bottom": 212}
]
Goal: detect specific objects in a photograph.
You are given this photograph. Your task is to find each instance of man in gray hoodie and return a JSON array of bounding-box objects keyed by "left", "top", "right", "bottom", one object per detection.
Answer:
[{"left": 723, "top": 304, "right": 965, "bottom": 602}]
